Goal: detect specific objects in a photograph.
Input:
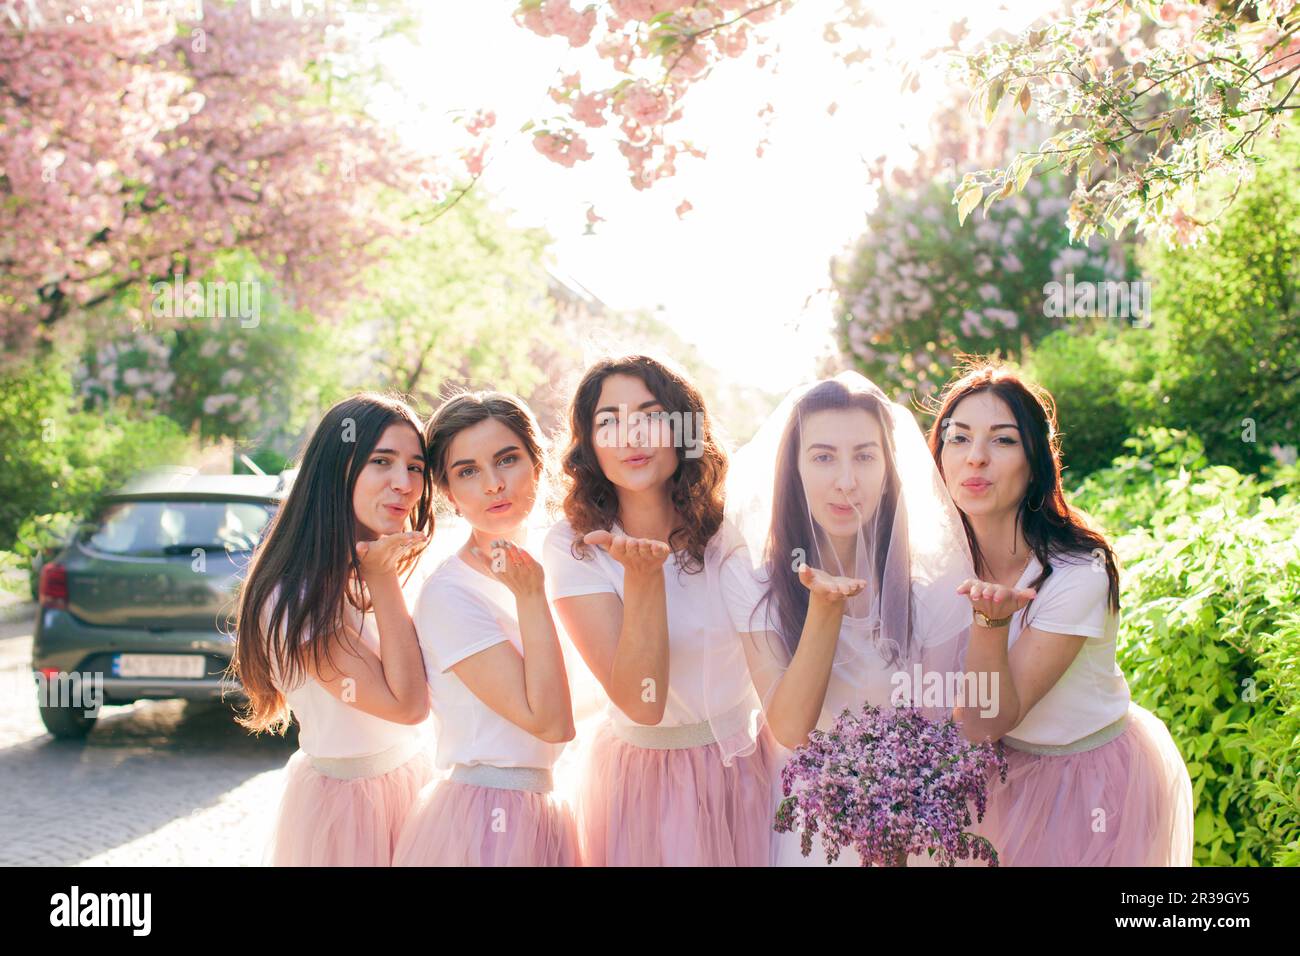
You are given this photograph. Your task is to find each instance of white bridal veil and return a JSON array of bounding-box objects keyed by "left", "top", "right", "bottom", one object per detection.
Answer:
[{"left": 704, "top": 370, "right": 976, "bottom": 763}]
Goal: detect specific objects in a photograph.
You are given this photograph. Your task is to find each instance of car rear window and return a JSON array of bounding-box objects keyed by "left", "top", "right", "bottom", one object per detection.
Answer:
[{"left": 84, "top": 500, "right": 275, "bottom": 557}]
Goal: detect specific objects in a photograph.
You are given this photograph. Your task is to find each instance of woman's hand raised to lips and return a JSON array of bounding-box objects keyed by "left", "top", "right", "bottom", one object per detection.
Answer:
[
  {"left": 798, "top": 564, "right": 868, "bottom": 605},
  {"left": 355, "top": 531, "right": 427, "bottom": 577},
  {"left": 957, "top": 578, "right": 1038, "bottom": 626},
  {"left": 473, "top": 540, "right": 546, "bottom": 598},
  {"left": 583, "top": 529, "right": 671, "bottom": 576}
]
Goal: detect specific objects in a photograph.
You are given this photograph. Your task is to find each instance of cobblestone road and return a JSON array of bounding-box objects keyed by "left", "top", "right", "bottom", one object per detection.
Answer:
[
  {"left": 0, "top": 612, "right": 297, "bottom": 866},
  {"left": 1, "top": 608, "right": 597, "bottom": 867}
]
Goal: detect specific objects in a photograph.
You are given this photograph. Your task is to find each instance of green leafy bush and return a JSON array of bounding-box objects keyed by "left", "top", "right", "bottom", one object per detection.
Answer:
[
  {"left": 1074, "top": 430, "right": 1300, "bottom": 865},
  {"left": 1024, "top": 325, "right": 1159, "bottom": 479},
  {"left": 0, "top": 355, "right": 192, "bottom": 583},
  {"left": 237, "top": 448, "right": 292, "bottom": 476}
]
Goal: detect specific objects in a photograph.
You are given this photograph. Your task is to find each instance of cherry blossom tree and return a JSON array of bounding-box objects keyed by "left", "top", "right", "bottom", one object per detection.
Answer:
[
  {"left": 0, "top": 0, "right": 454, "bottom": 354},
  {"left": 514, "top": 0, "right": 794, "bottom": 190},
  {"left": 510, "top": 0, "right": 1300, "bottom": 244}
]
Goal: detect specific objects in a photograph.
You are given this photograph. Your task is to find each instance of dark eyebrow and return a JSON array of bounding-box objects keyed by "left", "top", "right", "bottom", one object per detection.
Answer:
[
  {"left": 948, "top": 422, "right": 1019, "bottom": 431},
  {"left": 448, "top": 445, "right": 520, "bottom": 471},
  {"left": 808, "top": 441, "right": 881, "bottom": 451},
  {"left": 371, "top": 447, "right": 426, "bottom": 461},
  {"left": 595, "top": 399, "right": 663, "bottom": 416}
]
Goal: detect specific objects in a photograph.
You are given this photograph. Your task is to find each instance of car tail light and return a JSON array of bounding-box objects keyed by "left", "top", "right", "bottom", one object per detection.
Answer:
[{"left": 38, "top": 563, "right": 68, "bottom": 610}]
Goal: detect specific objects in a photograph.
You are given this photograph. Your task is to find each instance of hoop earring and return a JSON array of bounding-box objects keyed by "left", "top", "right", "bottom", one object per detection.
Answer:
[{"left": 1027, "top": 493, "right": 1045, "bottom": 512}]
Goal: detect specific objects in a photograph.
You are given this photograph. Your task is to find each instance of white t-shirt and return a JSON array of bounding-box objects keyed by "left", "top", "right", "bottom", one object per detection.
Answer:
[
  {"left": 413, "top": 553, "right": 567, "bottom": 771},
  {"left": 269, "top": 593, "right": 427, "bottom": 760},
  {"left": 719, "top": 555, "right": 898, "bottom": 728},
  {"left": 542, "top": 519, "right": 755, "bottom": 730},
  {"left": 1004, "top": 551, "right": 1131, "bottom": 745}
]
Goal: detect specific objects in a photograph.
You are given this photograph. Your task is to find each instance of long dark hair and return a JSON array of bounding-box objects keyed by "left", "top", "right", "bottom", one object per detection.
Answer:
[
  {"left": 924, "top": 359, "right": 1120, "bottom": 612},
  {"left": 762, "top": 379, "right": 909, "bottom": 663},
  {"left": 425, "top": 390, "right": 546, "bottom": 501},
  {"left": 232, "top": 393, "right": 432, "bottom": 734},
  {"left": 561, "top": 354, "right": 727, "bottom": 574}
]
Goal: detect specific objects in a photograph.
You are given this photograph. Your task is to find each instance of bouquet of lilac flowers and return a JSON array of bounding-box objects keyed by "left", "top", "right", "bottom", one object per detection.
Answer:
[{"left": 774, "top": 705, "right": 1008, "bottom": 867}]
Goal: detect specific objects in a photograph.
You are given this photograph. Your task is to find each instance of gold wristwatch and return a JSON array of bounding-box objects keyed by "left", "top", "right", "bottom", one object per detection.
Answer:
[{"left": 973, "top": 609, "right": 1013, "bottom": 628}]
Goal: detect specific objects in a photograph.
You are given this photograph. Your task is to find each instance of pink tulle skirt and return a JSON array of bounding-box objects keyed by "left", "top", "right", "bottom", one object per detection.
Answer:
[
  {"left": 578, "top": 721, "right": 776, "bottom": 866},
  {"left": 978, "top": 703, "right": 1194, "bottom": 866},
  {"left": 265, "top": 748, "right": 436, "bottom": 867},
  {"left": 393, "top": 779, "right": 580, "bottom": 866}
]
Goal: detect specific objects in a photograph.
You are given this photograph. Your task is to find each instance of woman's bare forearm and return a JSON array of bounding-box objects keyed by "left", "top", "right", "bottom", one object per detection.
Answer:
[
  {"left": 609, "top": 568, "right": 670, "bottom": 724},
  {"left": 364, "top": 571, "right": 428, "bottom": 711},
  {"left": 959, "top": 624, "right": 1019, "bottom": 742},
  {"left": 515, "top": 592, "right": 575, "bottom": 740},
  {"left": 764, "top": 598, "right": 845, "bottom": 747}
]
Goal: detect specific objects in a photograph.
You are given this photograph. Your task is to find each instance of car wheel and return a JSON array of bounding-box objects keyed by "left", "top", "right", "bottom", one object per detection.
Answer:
[{"left": 38, "top": 701, "right": 98, "bottom": 740}]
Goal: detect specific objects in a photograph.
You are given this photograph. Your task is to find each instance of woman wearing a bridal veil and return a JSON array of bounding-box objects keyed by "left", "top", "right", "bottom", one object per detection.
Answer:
[{"left": 707, "top": 371, "right": 976, "bottom": 866}]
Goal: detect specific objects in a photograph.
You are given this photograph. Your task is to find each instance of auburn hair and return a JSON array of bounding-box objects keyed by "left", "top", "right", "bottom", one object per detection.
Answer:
[{"left": 560, "top": 354, "right": 727, "bottom": 573}]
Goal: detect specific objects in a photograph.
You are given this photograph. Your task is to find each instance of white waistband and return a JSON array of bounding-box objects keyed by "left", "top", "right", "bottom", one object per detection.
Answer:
[
  {"left": 308, "top": 735, "right": 424, "bottom": 780},
  {"left": 609, "top": 700, "right": 754, "bottom": 751},
  {"left": 1002, "top": 711, "right": 1131, "bottom": 756},
  {"left": 612, "top": 718, "right": 714, "bottom": 750},
  {"left": 449, "top": 764, "right": 554, "bottom": 793}
]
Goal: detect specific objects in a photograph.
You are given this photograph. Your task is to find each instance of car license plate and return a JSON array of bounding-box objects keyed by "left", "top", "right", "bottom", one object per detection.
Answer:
[{"left": 113, "top": 654, "right": 207, "bottom": 679}]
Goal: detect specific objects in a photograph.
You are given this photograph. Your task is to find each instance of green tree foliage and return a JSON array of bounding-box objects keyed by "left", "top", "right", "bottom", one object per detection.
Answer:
[
  {"left": 73, "top": 250, "right": 347, "bottom": 445},
  {"left": 1023, "top": 120, "right": 1300, "bottom": 480},
  {"left": 353, "top": 190, "right": 556, "bottom": 406},
  {"left": 1140, "top": 120, "right": 1300, "bottom": 473}
]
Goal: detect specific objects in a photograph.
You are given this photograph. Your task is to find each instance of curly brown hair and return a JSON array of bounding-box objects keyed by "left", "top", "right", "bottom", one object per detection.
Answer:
[{"left": 560, "top": 354, "right": 727, "bottom": 573}]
